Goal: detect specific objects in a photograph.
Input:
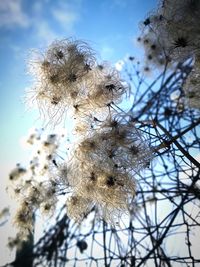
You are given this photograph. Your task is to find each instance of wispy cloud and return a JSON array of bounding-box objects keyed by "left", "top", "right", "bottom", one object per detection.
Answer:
[
  {"left": 31, "top": 0, "right": 82, "bottom": 46},
  {"left": 51, "top": 1, "right": 80, "bottom": 32},
  {"left": 52, "top": 7, "right": 77, "bottom": 26},
  {"left": 0, "top": 0, "right": 29, "bottom": 28},
  {"left": 34, "top": 20, "right": 59, "bottom": 45},
  {"left": 0, "top": 0, "right": 83, "bottom": 51}
]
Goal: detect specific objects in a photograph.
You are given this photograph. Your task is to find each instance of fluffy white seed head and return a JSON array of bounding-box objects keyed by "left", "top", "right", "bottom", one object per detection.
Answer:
[
  {"left": 139, "top": 0, "right": 200, "bottom": 68},
  {"left": 66, "top": 194, "right": 94, "bottom": 222}
]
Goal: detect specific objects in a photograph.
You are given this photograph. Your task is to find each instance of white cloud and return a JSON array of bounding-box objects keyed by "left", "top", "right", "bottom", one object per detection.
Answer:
[
  {"left": 0, "top": 0, "right": 29, "bottom": 28},
  {"left": 52, "top": 8, "right": 77, "bottom": 25},
  {"left": 34, "top": 20, "right": 59, "bottom": 45},
  {"left": 51, "top": 2, "right": 79, "bottom": 31},
  {"left": 30, "top": 0, "right": 81, "bottom": 45}
]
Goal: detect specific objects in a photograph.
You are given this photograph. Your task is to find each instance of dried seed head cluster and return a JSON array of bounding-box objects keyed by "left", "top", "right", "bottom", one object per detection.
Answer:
[
  {"left": 8, "top": 130, "right": 66, "bottom": 238},
  {"left": 137, "top": 28, "right": 169, "bottom": 68},
  {"left": 139, "top": 0, "right": 200, "bottom": 63},
  {"left": 66, "top": 195, "right": 94, "bottom": 222},
  {"left": 63, "top": 115, "right": 152, "bottom": 224},
  {"left": 13, "top": 202, "right": 34, "bottom": 238},
  {"left": 27, "top": 39, "right": 129, "bottom": 124},
  {"left": 66, "top": 163, "right": 136, "bottom": 225},
  {"left": 8, "top": 38, "right": 153, "bottom": 239},
  {"left": 138, "top": 0, "right": 200, "bottom": 110},
  {"left": 74, "top": 119, "right": 152, "bottom": 173}
]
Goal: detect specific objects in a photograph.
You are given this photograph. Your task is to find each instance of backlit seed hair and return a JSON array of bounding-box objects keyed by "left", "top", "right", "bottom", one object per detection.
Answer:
[
  {"left": 27, "top": 39, "right": 96, "bottom": 124},
  {"left": 138, "top": 0, "right": 200, "bottom": 69},
  {"left": 73, "top": 120, "right": 152, "bottom": 173},
  {"left": 9, "top": 37, "right": 154, "bottom": 231},
  {"left": 65, "top": 163, "right": 136, "bottom": 224},
  {"left": 27, "top": 40, "right": 129, "bottom": 125},
  {"left": 66, "top": 194, "right": 94, "bottom": 222}
]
